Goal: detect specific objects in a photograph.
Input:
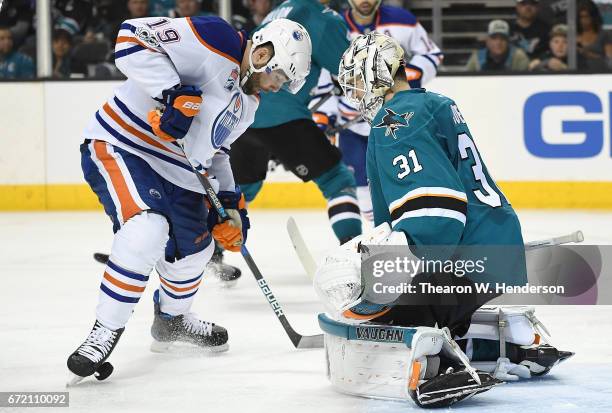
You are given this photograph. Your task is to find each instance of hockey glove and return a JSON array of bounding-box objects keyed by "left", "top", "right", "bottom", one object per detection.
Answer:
[
  {"left": 314, "top": 223, "right": 408, "bottom": 322},
  {"left": 148, "top": 85, "right": 203, "bottom": 142},
  {"left": 313, "top": 111, "right": 338, "bottom": 141},
  {"left": 207, "top": 189, "right": 250, "bottom": 252},
  {"left": 404, "top": 63, "right": 423, "bottom": 89}
]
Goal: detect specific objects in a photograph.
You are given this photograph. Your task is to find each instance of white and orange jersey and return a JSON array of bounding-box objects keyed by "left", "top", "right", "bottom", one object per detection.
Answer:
[
  {"left": 83, "top": 16, "right": 257, "bottom": 193},
  {"left": 311, "top": 5, "right": 442, "bottom": 136}
]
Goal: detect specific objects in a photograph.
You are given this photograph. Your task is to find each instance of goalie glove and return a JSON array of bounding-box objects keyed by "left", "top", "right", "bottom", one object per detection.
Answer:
[{"left": 313, "top": 223, "right": 409, "bottom": 322}]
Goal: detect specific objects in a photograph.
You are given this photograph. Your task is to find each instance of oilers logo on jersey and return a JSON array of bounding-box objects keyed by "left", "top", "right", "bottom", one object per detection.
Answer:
[
  {"left": 372, "top": 108, "right": 414, "bottom": 139},
  {"left": 211, "top": 92, "right": 244, "bottom": 149}
]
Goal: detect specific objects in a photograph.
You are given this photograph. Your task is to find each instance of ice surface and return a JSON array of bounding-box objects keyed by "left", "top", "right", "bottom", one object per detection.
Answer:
[{"left": 1, "top": 210, "right": 611, "bottom": 412}]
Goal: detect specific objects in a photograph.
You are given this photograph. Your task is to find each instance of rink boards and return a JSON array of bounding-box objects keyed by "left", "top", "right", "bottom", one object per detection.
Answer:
[{"left": 0, "top": 74, "right": 611, "bottom": 210}]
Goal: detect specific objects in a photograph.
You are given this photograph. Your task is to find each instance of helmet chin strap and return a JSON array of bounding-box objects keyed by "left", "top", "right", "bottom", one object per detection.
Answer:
[
  {"left": 240, "top": 67, "right": 253, "bottom": 89},
  {"left": 240, "top": 47, "right": 267, "bottom": 89}
]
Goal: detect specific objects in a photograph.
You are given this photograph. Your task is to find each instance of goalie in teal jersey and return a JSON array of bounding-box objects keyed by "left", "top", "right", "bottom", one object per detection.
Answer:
[{"left": 313, "top": 33, "right": 572, "bottom": 408}]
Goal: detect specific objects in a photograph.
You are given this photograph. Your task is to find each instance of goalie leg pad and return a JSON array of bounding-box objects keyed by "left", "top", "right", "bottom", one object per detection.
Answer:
[
  {"left": 459, "top": 306, "right": 574, "bottom": 379},
  {"left": 319, "top": 314, "right": 501, "bottom": 408}
]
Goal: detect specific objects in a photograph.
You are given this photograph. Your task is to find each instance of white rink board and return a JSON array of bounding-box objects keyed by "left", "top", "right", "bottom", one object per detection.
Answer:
[
  {"left": 0, "top": 83, "right": 46, "bottom": 185},
  {"left": 0, "top": 75, "right": 610, "bottom": 186}
]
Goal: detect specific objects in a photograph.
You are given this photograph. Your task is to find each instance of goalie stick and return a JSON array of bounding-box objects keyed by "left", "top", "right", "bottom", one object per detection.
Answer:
[
  {"left": 287, "top": 218, "right": 585, "bottom": 279},
  {"left": 524, "top": 230, "right": 584, "bottom": 251}
]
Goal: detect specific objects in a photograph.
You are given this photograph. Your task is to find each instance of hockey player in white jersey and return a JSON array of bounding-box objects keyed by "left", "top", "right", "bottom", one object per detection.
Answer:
[
  {"left": 312, "top": 0, "right": 442, "bottom": 222},
  {"left": 67, "top": 16, "right": 311, "bottom": 384}
]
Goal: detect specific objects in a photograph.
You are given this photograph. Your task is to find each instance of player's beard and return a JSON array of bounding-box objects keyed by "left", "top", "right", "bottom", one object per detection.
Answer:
[
  {"left": 356, "top": 1, "right": 375, "bottom": 17},
  {"left": 241, "top": 72, "right": 262, "bottom": 95}
]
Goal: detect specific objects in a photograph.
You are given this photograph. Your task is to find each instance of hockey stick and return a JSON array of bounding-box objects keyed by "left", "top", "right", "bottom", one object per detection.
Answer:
[
  {"left": 524, "top": 230, "right": 584, "bottom": 251},
  {"left": 174, "top": 141, "right": 322, "bottom": 349},
  {"left": 288, "top": 219, "right": 585, "bottom": 279},
  {"left": 287, "top": 217, "right": 317, "bottom": 279},
  {"left": 309, "top": 85, "right": 342, "bottom": 113}
]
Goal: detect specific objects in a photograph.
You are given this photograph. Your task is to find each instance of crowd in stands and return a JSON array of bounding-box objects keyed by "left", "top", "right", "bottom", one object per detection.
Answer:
[
  {"left": 0, "top": 0, "right": 610, "bottom": 79},
  {"left": 468, "top": 0, "right": 611, "bottom": 72}
]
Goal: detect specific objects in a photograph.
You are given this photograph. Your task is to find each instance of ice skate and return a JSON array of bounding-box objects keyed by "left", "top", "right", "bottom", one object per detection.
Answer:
[
  {"left": 509, "top": 342, "right": 575, "bottom": 377},
  {"left": 150, "top": 290, "right": 229, "bottom": 353},
  {"left": 66, "top": 320, "right": 124, "bottom": 385},
  {"left": 205, "top": 244, "right": 241, "bottom": 288}
]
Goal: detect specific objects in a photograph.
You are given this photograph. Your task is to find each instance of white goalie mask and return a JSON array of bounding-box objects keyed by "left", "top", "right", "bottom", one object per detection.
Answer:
[
  {"left": 338, "top": 32, "right": 405, "bottom": 123},
  {"left": 244, "top": 18, "right": 312, "bottom": 94}
]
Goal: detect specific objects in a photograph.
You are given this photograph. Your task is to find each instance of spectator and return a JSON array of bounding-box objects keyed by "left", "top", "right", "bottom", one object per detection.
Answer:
[
  {"left": 0, "top": 0, "right": 34, "bottom": 48},
  {"left": 86, "top": 0, "right": 135, "bottom": 44},
  {"left": 529, "top": 24, "right": 570, "bottom": 71},
  {"left": 0, "top": 26, "right": 35, "bottom": 79},
  {"left": 510, "top": 0, "right": 551, "bottom": 59},
  {"left": 52, "top": 0, "right": 94, "bottom": 35},
  {"left": 466, "top": 20, "right": 530, "bottom": 72},
  {"left": 169, "top": 0, "right": 203, "bottom": 18},
  {"left": 149, "top": 0, "right": 175, "bottom": 17},
  {"left": 52, "top": 28, "right": 73, "bottom": 78},
  {"left": 539, "top": 0, "right": 568, "bottom": 25},
  {"left": 577, "top": 0, "right": 612, "bottom": 70},
  {"left": 127, "top": 0, "right": 150, "bottom": 18},
  {"left": 233, "top": 0, "right": 273, "bottom": 34}
]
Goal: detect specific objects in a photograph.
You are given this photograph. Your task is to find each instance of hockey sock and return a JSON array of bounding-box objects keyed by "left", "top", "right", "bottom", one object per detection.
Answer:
[
  {"left": 156, "top": 243, "right": 214, "bottom": 316},
  {"left": 314, "top": 162, "right": 362, "bottom": 243},
  {"left": 356, "top": 186, "right": 374, "bottom": 222},
  {"left": 97, "top": 212, "right": 169, "bottom": 330}
]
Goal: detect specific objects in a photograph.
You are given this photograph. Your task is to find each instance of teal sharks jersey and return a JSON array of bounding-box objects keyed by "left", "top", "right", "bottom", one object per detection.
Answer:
[
  {"left": 366, "top": 89, "right": 526, "bottom": 283},
  {"left": 251, "top": 0, "right": 349, "bottom": 128}
]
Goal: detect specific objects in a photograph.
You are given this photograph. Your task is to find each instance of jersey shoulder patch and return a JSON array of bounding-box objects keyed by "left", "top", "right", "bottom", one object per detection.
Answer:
[
  {"left": 372, "top": 107, "right": 416, "bottom": 140},
  {"left": 186, "top": 16, "right": 243, "bottom": 64},
  {"left": 378, "top": 5, "right": 417, "bottom": 27}
]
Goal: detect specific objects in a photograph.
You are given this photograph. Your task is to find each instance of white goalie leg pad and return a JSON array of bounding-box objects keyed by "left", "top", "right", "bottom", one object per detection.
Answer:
[
  {"left": 97, "top": 211, "right": 170, "bottom": 330},
  {"left": 321, "top": 315, "right": 478, "bottom": 401},
  {"left": 460, "top": 306, "right": 552, "bottom": 380}
]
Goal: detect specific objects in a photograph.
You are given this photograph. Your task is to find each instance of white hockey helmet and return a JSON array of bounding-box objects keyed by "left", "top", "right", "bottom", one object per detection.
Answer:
[
  {"left": 246, "top": 18, "right": 312, "bottom": 94},
  {"left": 348, "top": 0, "right": 383, "bottom": 19},
  {"left": 338, "top": 32, "right": 405, "bottom": 123}
]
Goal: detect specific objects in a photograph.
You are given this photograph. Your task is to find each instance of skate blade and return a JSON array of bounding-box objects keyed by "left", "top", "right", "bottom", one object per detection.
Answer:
[
  {"left": 150, "top": 340, "right": 229, "bottom": 355},
  {"left": 66, "top": 373, "right": 86, "bottom": 387}
]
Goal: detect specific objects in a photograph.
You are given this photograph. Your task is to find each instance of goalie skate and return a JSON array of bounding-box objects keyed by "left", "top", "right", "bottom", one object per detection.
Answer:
[
  {"left": 511, "top": 343, "right": 575, "bottom": 376},
  {"left": 150, "top": 290, "right": 229, "bottom": 353},
  {"left": 409, "top": 365, "right": 502, "bottom": 408},
  {"left": 66, "top": 320, "right": 124, "bottom": 385}
]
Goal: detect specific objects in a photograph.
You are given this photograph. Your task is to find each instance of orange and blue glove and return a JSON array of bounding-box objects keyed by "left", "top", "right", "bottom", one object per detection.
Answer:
[
  {"left": 207, "top": 189, "right": 250, "bottom": 252},
  {"left": 405, "top": 63, "right": 424, "bottom": 89},
  {"left": 148, "top": 85, "right": 202, "bottom": 142},
  {"left": 313, "top": 111, "right": 338, "bottom": 141}
]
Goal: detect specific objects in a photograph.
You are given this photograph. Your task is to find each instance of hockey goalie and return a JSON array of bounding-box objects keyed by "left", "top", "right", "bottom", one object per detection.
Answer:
[{"left": 312, "top": 32, "right": 573, "bottom": 408}]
